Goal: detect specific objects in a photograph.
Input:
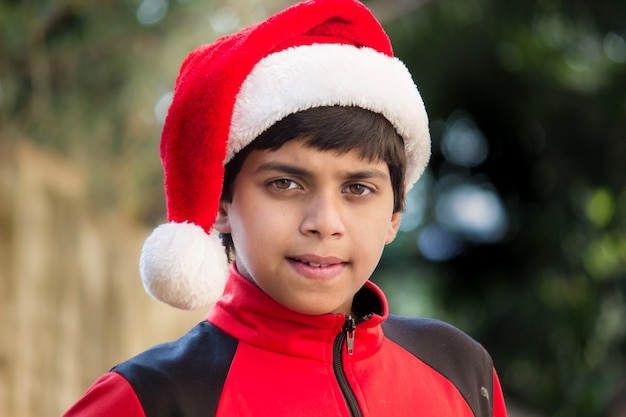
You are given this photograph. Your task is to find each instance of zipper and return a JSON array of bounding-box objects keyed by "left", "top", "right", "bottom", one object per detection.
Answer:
[{"left": 332, "top": 314, "right": 372, "bottom": 417}]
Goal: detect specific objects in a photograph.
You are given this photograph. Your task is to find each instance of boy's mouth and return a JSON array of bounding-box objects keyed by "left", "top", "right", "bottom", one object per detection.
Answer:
[
  {"left": 288, "top": 255, "right": 345, "bottom": 268},
  {"left": 286, "top": 255, "right": 347, "bottom": 280},
  {"left": 291, "top": 258, "right": 329, "bottom": 268}
]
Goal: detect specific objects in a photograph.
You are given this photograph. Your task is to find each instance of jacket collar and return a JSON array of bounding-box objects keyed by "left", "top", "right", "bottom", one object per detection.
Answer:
[{"left": 206, "top": 263, "right": 389, "bottom": 361}]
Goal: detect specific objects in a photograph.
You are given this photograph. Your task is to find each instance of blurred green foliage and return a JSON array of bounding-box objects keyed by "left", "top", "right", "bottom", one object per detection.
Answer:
[
  {"left": 378, "top": 0, "right": 626, "bottom": 415},
  {"left": 1, "top": 0, "right": 624, "bottom": 416}
]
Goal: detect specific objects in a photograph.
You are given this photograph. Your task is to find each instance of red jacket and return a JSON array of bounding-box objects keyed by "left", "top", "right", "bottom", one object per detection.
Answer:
[{"left": 65, "top": 266, "right": 507, "bottom": 417}]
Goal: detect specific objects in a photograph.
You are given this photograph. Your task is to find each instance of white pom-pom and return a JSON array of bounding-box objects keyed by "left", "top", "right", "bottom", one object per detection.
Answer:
[{"left": 139, "top": 222, "right": 229, "bottom": 310}]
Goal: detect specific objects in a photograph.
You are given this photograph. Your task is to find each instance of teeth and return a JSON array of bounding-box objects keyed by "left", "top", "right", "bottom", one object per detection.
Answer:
[{"left": 294, "top": 258, "right": 328, "bottom": 267}]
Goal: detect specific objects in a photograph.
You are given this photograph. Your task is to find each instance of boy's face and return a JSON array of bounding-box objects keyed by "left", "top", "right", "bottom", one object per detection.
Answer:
[{"left": 215, "top": 139, "right": 402, "bottom": 316}]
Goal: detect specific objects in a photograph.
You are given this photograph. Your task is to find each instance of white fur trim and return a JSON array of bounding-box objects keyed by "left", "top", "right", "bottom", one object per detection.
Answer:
[
  {"left": 139, "top": 222, "right": 229, "bottom": 310},
  {"left": 228, "top": 43, "right": 431, "bottom": 189}
]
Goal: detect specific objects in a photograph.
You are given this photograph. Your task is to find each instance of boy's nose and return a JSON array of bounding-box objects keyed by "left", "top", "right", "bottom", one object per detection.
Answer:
[{"left": 299, "top": 192, "right": 346, "bottom": 239}]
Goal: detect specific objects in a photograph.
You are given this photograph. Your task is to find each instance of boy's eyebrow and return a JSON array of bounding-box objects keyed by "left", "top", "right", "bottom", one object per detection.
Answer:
[
  {"left": 346, "top": 168, "right": 390, "bottom": 181},
  {"left": 256, "top": 162, "right": 309, "bottom": 177},
  {"left": 256, "top": 161, "right": 389, "bottom": 181}
]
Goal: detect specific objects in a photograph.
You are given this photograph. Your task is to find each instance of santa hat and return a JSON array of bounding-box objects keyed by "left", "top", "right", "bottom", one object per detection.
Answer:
[{"left": 140, "top": 0, "right": 431, "bottom": 310}]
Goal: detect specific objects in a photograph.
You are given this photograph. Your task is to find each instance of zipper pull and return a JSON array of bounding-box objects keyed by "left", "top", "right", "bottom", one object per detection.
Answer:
[
  {"left": 346, "top": 329, "right": 355, "bottom": 355},
  {"left": 344, "top": 316, "right": 356, "bottom": 356}
]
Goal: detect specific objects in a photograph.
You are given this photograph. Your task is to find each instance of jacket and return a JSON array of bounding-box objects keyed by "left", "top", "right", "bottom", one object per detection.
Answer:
[{"left": 64, "top": 266, "right": 507, "bottom": 417}]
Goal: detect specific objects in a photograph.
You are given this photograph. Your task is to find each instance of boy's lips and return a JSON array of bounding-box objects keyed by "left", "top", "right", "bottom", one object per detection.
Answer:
[
  {"left": 286, "top": 254, "right": 347, "bottom": 280},
  {"left": 287, "top": 254, "right": 346, "bottom": 267}
]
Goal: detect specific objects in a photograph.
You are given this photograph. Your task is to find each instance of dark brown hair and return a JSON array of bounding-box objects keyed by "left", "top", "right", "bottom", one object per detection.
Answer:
[{"left": 220, "top": 105, "right": 406, "bottom": 257}]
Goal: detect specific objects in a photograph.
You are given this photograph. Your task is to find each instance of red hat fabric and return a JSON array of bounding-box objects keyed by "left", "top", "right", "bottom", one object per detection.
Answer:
[{"left": 140, "top": 0, "right": 431, "bottom": 310}]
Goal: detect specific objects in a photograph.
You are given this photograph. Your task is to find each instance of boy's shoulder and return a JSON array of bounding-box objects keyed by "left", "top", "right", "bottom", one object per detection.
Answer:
[
  {"left": 382, "top": 315, "right": 495, "bottom": 416},
  {"left": 382, "top": 314, "right": 492, "bottom": 363},
  {"left": 113, "top": 321, "right": 237, "bottom": 416}
]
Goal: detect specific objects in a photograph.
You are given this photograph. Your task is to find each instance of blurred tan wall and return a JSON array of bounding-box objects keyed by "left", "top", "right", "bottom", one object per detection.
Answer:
[{"left": 0, "top": 136, "right": 205, "bottom": 417}]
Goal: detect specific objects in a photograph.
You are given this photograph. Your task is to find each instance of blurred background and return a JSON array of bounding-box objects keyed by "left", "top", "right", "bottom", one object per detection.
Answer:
[{"left": 0, "top": 0, "right": 624, "bottom": 416}]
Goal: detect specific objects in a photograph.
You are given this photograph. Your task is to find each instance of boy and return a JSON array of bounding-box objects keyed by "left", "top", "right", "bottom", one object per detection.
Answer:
[{"left": 64, "top": 0, "right": 507, "bottom": 416}]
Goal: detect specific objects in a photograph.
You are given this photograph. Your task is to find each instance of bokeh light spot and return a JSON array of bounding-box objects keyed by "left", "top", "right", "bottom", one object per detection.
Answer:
[
  {"left": 441, "top": 113, "right": 489, "bottom": 167},
  {"left": 436, "top": 183, "right": 508, "bottom": 242},
  {"left": 585, "top": 188, "right": 614, "bottom": 228},
  {"left": 137, "top": 0, "right": 168, "bottom": 26}
]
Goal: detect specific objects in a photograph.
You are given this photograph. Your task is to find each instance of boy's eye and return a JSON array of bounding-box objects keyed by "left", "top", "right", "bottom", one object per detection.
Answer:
[
  {"left": 272, "top": 179, "right": 299, "bottom": 190},
  {"left": 345, "top": 184, "right": 372, "bottom": 195}
]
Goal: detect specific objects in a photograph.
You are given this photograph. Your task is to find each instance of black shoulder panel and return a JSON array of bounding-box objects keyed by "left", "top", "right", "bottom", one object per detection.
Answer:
[
  {"left": 113, "top": 321, "right": 238, "bottom": 417},
  {"left": 382, "top": 315, "right": 493, "bottom": 417}
]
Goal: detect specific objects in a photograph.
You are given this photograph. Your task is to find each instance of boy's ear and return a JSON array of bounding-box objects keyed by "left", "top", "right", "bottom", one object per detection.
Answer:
[
  {"left": 385, "top": 210, "right": 402, "bottom": 245},
  {"left": 385, "top": 186, "right": 406, "bottom": 245},
  {"left": 213, "top": 201, "right": 231, "bottom": 233}
]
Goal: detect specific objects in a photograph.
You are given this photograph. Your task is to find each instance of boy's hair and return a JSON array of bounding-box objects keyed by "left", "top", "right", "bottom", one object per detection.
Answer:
[{"left": 220, "top": 106, "right": 406, "bottom": 258}]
